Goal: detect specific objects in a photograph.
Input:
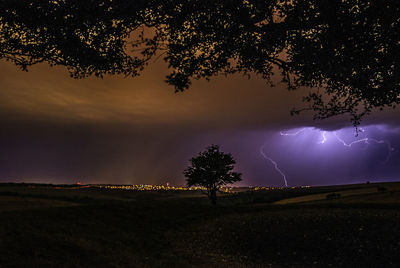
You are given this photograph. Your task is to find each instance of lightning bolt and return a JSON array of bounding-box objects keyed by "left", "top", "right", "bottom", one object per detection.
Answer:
[
  {"left": 259, "top": 128, "right": 308, "bottom": 187},
  {"left": 280, "top": 127, "right": 393, "bottom": 163},
  {"left": 279, "top": 128, "right": 306, "bottom": 136},
  {"left": 318, "top": 131, "right": 327, "bottom": 144},
  {"left": 333, "top": 131, "right": 394, "bottom": 163},
  {"left": 260, "top": 144, "right": 288, "bottom": 187},
  {"left": 260, "top": 126, "right": 395, "bottom": 186}
]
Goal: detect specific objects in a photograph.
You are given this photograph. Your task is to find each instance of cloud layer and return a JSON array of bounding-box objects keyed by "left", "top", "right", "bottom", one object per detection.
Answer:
[{"left": 1, "top": 61, "right": 399, "bottom": 185}]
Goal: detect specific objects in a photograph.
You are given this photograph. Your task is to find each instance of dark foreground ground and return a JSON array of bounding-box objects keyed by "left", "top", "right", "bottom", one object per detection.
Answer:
[{"left": 0, "top": 182, "right": 400, "bottom": 267}]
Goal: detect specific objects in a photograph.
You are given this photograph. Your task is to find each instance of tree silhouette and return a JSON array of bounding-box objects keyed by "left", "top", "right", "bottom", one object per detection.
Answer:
[
  {"left": 183, "top": 145, "right": 241, "bottom": 205},
  {"left": 1, "top": 0, "right": 399, "bottom": 125}
]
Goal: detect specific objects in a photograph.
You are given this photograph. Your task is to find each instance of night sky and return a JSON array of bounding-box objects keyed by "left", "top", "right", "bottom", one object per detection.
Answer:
[{"left": 1, "top": 59, "right": 399, "bottom": 186}]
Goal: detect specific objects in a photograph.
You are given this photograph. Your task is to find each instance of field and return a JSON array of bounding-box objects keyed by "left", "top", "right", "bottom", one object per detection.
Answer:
[{"left": 0, "top": 182, "right": 400, "bottom": 267}]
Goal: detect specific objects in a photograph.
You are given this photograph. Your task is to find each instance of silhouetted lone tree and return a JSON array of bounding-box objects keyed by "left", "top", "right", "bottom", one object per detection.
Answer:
[
  {"left": 1, "top": 0, "right": 400, "bottom": 125},
  {"left": 184, "top": 145, "right": 241, "bottom": 205}
]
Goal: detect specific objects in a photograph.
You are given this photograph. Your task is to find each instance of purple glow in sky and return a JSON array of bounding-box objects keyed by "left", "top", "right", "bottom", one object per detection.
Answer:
[
  {"left": 257, "top": 125, "right": 399, "bottom": 186},
  {"left": 1, "top": 61, "right": 399, "bottom": 186}
]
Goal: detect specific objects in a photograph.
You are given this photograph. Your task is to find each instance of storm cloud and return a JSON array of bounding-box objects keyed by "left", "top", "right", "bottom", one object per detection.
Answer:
[{"left": 1, "top": 60, "right": 399, "bottom": 186}]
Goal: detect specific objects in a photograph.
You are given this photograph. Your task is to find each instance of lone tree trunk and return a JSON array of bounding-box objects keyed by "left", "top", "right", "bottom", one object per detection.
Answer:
[{"left": 209, "top": 188, "right": 217, "bottom": 205}]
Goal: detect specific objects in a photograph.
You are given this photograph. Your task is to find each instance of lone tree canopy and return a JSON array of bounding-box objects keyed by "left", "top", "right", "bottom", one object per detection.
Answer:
[
  {"left": 184, "top": 145, "right": 241, "bottom": 205},
  {"left": 1, "top": 0, "right": 400, "bottom": 125}
]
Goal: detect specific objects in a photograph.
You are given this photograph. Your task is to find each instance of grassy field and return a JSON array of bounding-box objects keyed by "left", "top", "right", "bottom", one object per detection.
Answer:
[{"left": 0, "top": 182, "right": 399, "bottom": 267}]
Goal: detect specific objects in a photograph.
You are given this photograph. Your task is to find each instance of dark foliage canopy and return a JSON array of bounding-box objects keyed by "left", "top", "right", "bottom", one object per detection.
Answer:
[
  {"left": 184, "top": 145, "right": 241, "bottom": 204},
  {"left": 1, "top": 0, "right": 399, "bottom": 125}
]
